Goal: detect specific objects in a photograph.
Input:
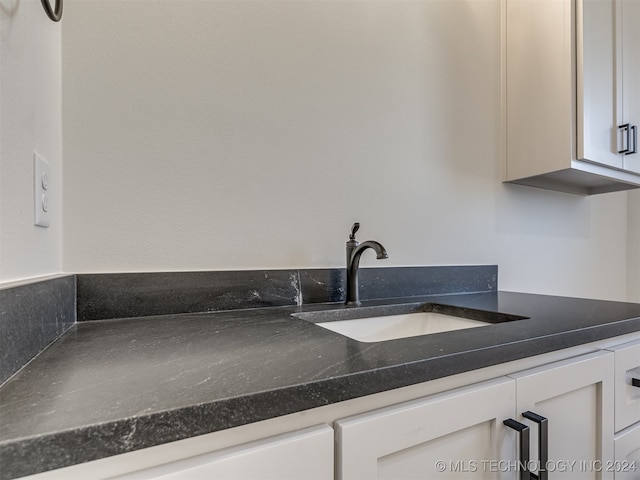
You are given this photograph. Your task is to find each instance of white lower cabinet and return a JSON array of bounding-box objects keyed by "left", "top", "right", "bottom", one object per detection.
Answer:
[
  {"left": 607, "top": 340, "right": 640, "bottom": 432},
  {"left": 335, "top": 351, "right": 615, "bottom": 480},
  {"left": 509, "top": 351, "right": 614, "bottom": 480},
  {"left": 107, "top": 424, "right": 333, "bottom": 480},
  {"left": 607, "top": 339, "right": 640, "bottom": 479}
]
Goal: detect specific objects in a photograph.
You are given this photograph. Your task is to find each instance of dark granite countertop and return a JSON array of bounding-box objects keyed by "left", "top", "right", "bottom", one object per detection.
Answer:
[{"left": 1, "top": 291, "right": 639, "bottom": 478}]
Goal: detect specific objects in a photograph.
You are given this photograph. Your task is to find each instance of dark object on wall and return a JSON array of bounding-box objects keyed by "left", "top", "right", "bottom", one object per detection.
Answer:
[{"left": 41, "top": 0, "right": 62, "bottom": 22}]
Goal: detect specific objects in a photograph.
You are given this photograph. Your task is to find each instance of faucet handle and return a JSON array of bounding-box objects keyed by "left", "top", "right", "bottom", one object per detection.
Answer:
[{"left": 349, "top": 222, "right": 360, "bottom": 240}]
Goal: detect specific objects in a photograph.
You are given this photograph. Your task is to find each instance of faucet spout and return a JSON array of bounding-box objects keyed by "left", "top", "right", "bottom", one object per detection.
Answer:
[{"left": 345, "top": 224, "right": 388, "bottom": 306}]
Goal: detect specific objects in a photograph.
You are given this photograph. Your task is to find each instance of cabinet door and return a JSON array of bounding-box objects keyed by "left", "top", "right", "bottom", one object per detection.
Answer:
[
  {"left": 108, "top": 425, "right": 333, "bottom": 480},
  {"left": 579, "top": 0, "right": 622, "bottom": 169},
  {"left": 510, "top": 351, "right": 615, "bottom": 480},
  {"left": 620, "top": 0, "right": 640, "bottom": 173},
  {"left": 577, "top": 0, "right": 640, "bottom": 172},
  {"left": 335, "top": 377, "right": 517, "bottom": 480},
  {"left": 607, "top": 339, "right": 640, "bottom": 432}
]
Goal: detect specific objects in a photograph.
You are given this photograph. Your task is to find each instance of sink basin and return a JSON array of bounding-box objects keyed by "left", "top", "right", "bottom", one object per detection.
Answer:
[
  {"left": 292, "top": 303, "right": 527, "bottom": 343},
  {"left": 316, "top": 312, "right": 490, "bottom": 342}
]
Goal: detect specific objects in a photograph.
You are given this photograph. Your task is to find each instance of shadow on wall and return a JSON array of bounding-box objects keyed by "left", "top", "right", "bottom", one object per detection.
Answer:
[
  {"left": 496, "top": 184, "right": 591, "bottom": 238},
  {"left": 494, "top": 183, "right": 632, "bottom": 301},
  {"left": 0, "top": 1, "right": 20, "bottom": 19},
  {"left": 421, "top": 0, "right": 500, "bottom": 179}
]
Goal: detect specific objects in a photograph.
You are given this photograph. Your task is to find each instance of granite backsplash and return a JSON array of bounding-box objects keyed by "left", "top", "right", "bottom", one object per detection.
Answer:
[{"left": 0, "top": 265, "right": 497, "bottom": 384}]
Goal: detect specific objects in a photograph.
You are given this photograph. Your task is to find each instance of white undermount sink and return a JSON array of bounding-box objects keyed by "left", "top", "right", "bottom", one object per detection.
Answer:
[
  {"left": 316, "top": 312, "right": 490, "bottom": 343},
  {"left": 292, "top": 303, "right": 527, "bottom": 343}
]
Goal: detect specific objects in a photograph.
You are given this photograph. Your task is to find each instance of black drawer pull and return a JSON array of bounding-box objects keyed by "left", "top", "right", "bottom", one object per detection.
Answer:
[
  {"left": 504, "top": 419, "right": 530, "bottom": 480},
  {"left": 628, "top": 125, "right": 638, "bottom": 155},
  {"left": 523, "top": 411, "right": 549, "bottom": 480},
  {"left": 632, "top": 378, "right": 640, "bottom": 387},
  {"left": 619, "top": 124, "right": 630, "bottom": 154}
]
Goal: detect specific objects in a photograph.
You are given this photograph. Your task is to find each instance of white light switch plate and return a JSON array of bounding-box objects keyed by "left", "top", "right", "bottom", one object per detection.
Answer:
[{"left": 34, "top": 152, "right": 50, "bottom": 228}]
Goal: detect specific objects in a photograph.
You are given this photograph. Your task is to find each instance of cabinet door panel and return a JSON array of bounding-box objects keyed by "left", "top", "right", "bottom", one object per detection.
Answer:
[
  {"left": 510, "top": 351, "right": 614, "bottom": 480},
  {"left": 376, "top": 420, "right": 497, "bottom": 480},
  {"left": 621, "top": 0, "right": 640, "bottom": 173},
  {"left": 109, "top": 425, "right": 333, "bottom": 480},
  {"left": 579, "top": 0, "right": 622, "bottom": 168},
  {"left": 335, "top": 377, "right": 516, "bottom": 480}
]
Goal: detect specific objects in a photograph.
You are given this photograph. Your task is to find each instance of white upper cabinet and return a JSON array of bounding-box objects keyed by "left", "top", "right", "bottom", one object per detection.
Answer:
[
  {"left": 579, "top": 0, "right": 621, "bottom": 170},
  {"left": 503, "top": 0, "right": 640, "bottom": 195},
  {"left": 619, "top": 0, "right": 640, "bottom": 174}
]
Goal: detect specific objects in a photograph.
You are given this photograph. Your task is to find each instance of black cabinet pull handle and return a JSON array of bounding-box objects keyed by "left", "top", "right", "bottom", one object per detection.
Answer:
[
  {"left": 632, "top": 378, "right": 640, "bottom": 387},
  {"left": 619, "top": 124, "right": 630, "bottom": 154},
  {"left": 503, "top": 419, "right": 530, "bottom": 480},
  {"left": 628, "top": 125, "right": 638, "bottom": 155},
  {"left": 523, "top": 411, "right": 549, "bottom": 480}
]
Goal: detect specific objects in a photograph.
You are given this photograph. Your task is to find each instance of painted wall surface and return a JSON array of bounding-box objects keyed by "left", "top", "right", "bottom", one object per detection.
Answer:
[
  {"left": 629, "top": 190, "right": 640, "bottom": 302},
  {"left": 61, "top": 0, "right": 635, "bottom": 301},
  {"left": 0, "top": 0, "right": 62, "bottom": 283}
]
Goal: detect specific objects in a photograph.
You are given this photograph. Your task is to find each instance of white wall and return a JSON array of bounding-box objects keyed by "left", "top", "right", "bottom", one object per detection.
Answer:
[
  {"left": 0, "top": 0, "right": 63, "bottom": 283},
  {"left": 629, "top": 190, "right": 640, "bottom": 302},
  {"left": 61, "top": 0, "right": 635, "bottom": 301}
]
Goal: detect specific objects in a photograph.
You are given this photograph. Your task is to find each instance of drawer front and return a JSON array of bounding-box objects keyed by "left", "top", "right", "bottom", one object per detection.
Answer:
[
  {"left": 614, "top": 423, "right": 640, "bottom": 480},
  {"left": 109, "top": 425, "right": 334, "bottom": 480},
  {"left": 608, "top": 340, "right": 640, "bottom": 432}
]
